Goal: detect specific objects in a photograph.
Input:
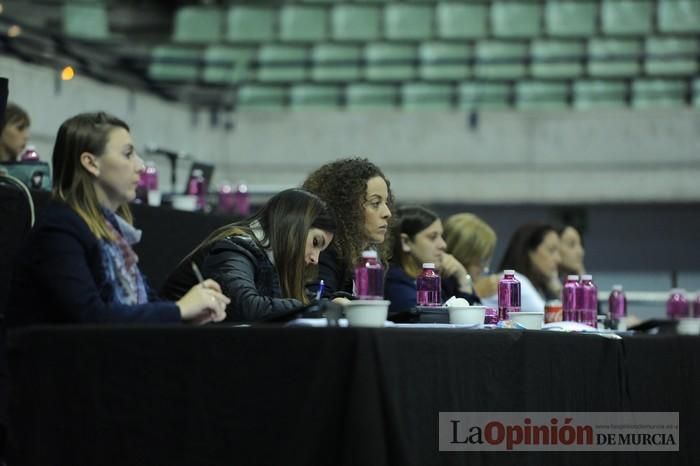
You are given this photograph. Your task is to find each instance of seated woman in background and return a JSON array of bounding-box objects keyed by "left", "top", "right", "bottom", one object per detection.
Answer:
[
  {"left": 0, "top": 102, "right": 29, "bottom": 163},
  {"left": 8, "top": 112, "right": 229, "bottom": 326},
  {"left": 161, "top": 188, "right": 336, "bottom": 322},
  {"left": 385, "top": 206, "right": 479, "bottom": 313},
  {"left": 302, "top": 157, "right": 392, "bottom": 300},
  {"left": 481, "top": 223, "right": 561, "bottom": 313},
  {"left": 443, "top": 212, "right": 499, "bottom": 301},
  {"left": 558, "top": 225, "right": 586, "bottom": 277}
]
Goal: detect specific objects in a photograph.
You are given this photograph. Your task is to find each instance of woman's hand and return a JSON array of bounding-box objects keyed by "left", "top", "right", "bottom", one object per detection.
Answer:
[
  {"left": 176, "top": 279, "right": 230, "bottom": 325},
  {"left": 473, "top": 274, "right": 499, "bottom": 298},
  {"left": 440, "top": 254, "right": 472, "bottom": 293}
]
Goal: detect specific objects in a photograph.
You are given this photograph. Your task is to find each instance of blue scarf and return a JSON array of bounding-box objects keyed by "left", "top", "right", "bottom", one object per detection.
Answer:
[{"left": 99, "top": 210, "right": 148, "bottom": 305}]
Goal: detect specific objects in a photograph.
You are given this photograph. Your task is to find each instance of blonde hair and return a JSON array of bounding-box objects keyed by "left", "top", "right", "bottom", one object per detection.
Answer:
[
  {"left": 443, "top": 213, "right": 497, "bottom": 269},
  {"left": 52, "top": 112, "right": 132, "bottom": 241}
]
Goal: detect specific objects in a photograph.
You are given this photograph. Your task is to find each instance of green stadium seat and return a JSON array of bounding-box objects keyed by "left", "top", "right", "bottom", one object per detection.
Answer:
[
  {"left": 632, "top": 79, "right": 688, "bottom": 109},
  {"left": 419, "top": 42, "right": 470, "bottom": 81},
  {"left": 573, "top": 80, "right": 627, "bottom": 109},
  {"left": 332, "top": 6, "right": 381, "bottom": 41},
  {"left": 658, "top": 1, "right": 700, "bottom": 33},
  {"left": 237, "top": 85, "right": 287, "bottom": 110},
  {"left": 458, "top": 82, "right": 511, "bottom": 110},
  {"left": 402, "top": 83, "right": 454, "bottom": 110},
  {"left": 645, "top": 38, "right": 699, "bottom": 77},
  {"left": 530, "top": 40, "right": 585, "bottom": 78},
  {"left": 148, "top": 46, "right": 200, "bottom": 82},
  {"left": 280, "top": 6, "right": 327, "bottom": 42},
  {"left": 365, "top": 43, "right": 417, "bottom": 81},
  {"left": 384, "top": 5, "right": 433, "bottom": 41},
  {"left": 588, "top": 39, "right": 642, "bottom": 77},
  {"left": 545, "top": 1, "right": 597, "bottom": 37},
  {"left": 202, "top": 46, "right": 253, "bottom": 84},
  {"left": 172, "top": 7, "right": 222, "bottom": 44},
  {"left": 226, "top": 7, "right": 275, "bottom": 42},
  {"left": 63, "top": 3, "right": 110, "bottom": 40},
  {"left": 346, "top": 84, "right": 397, "bottom": 108},
  {"left": 312, "top": 44, "right": 362, "bottom": 82},
  {"left": 516, "top": 81, "right": 569, "bottom": 110},
  {"left": 474, "top": 41, "right": 527, "bottom": 80},
  {"left": 436, "top": 3, "right": 487, "bottom": 40},
  {"left": 491, "top": 2, "right": 541, "bottom": 38},
  {"left": 257, "top": 45, "right": 308, "bottom": 82},
  {"left": 290, "top": 84, "right": 340, "bottom": 109},
  {"left": 601, "top": 1, "right": 652, "bottom": 36}
]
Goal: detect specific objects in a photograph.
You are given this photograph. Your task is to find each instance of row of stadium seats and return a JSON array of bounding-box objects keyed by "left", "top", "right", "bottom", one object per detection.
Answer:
[
  {"left": 230, "top": 79, "right": 698, "bottom": 110},
  {"left": 148, "top": 38, "right": 699, "bottom": 83},
  {"left": 63, "top": 1, "right": 700, "bottom": 42}
]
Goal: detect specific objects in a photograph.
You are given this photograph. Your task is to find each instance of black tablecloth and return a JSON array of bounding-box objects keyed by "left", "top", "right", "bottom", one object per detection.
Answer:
[{"left": 6, "top": 327, "right": 698, "bottom": 466}]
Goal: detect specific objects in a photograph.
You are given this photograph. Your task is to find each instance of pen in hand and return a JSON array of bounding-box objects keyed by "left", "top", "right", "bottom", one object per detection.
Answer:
[
  {"left": 315, "top": 279, "right": 325, "bottom": 301},
  {"left": 191, "top": 262, "right": 206, "bottom": 288}
]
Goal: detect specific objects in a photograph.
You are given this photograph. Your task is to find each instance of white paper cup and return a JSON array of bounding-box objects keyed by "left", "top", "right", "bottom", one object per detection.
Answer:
[
  {"left": 677, "top": 318, "right": 700, "bottom": 335},
  {"left": 510, "top": 311, "right": 545, "bottom": 330},
  {"left": 344, "top": 300, "right": 389, "bottom": 327},
  {"left": 147, "top": 190, "right": 162, "bottom": 207},
  {"left": 448, "top": 305, "right": 486, "bottom": 325},
  {"left": 171, "top": 194, "right": 197, "bottom": 211}
]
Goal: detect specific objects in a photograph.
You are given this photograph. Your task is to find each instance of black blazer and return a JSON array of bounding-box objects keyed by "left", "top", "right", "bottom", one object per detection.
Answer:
[{"left": 7, "top": 202, "right": 180, "bottom": 326}]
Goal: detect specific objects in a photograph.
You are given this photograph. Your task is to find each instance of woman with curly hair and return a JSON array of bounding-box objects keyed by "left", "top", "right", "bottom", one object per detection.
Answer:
[{"left": 302, "top": 157, "right": 392, "bottom": 300}]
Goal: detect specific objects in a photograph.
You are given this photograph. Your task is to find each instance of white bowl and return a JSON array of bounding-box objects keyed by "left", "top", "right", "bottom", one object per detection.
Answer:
[
  {"left": 448, "top": 305, "right": 486, "bottom": 325},
  {"left": 344, "top": 300, "right": 390, "bottom": 327},
  {"left": 510, "top": 311, "right": 545, "bottom": 330}
]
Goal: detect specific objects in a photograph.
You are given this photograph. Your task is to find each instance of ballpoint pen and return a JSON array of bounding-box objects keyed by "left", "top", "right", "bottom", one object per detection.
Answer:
[
  {"left": 191, "top": 262, "right": 206, "bottom": 287},
  {"left": 315, "top": 279, "right": 325, "bottom": 300}
]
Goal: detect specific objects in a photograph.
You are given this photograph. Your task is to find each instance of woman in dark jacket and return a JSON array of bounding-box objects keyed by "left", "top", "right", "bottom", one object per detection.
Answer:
[
  {"left": 161, "top": 188, "right": 336, "bottom": 322},
  {"left": 384, "top": 206, "right": 479, "bottom": 313},
  {"left": 8, "top": 112, "right": 230, "bottom": 326}
]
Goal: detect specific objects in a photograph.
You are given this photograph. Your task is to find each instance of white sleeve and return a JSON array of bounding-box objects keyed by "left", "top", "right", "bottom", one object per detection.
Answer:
[{"left": 516, "top": 272, "right": 546, "bottom": 312}]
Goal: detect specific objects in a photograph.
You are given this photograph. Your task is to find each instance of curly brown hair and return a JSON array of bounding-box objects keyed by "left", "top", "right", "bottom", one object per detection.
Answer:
[{"left": 302, "top": 157, "right": 393, "bottom": 273}]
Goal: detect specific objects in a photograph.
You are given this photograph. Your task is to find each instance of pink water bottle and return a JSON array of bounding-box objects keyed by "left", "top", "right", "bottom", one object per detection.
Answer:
[
  {"left": 186, "top": 169, "right": 207, "bottom": 211},
  {"left": 217, "top": 183, "right": 235, "bottom": 214},
  {"left": 561, "top": 275, "right": 580, "bottom": 322},
  {"left": 580, "top": 274, "right": 598, "bottom": 327},
  {"left": 693, "top": 292, "right": 700, "bottom": 318},
  {"left": 355, "top": 250, "right": 384, "bottom": 299},
  {"left": 666, "top": 289, "right": 689, "bottom": 319},
  {"left": 416, "top": 263, "right": 441, "bottom": 306},
  {"left": 20, "top": 145, "right": 40, "bottom": 162},
  {"left": 498, "top": 269, "right": 520, "bottom": 321},
  {"left": 608, "top": 285, "right": 627, "bottom": 328}
]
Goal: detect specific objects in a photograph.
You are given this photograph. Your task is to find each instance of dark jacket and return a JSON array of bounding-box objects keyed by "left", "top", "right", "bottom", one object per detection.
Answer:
[
  {"left": 7, "top": 202, "right": 180, "bottom": 326},
  {"left": 317, "top": 246, "right": 354, "bottom": 298},
  {"left": 161, "top": 235, "right": 301, "bottom": 322},
  {"left": 384, "top": 265, "right": 482, "bottom": 314}
]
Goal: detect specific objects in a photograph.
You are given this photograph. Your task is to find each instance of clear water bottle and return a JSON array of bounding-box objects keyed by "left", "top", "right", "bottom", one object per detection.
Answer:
[
  {"left": 561, "top": 275, "right": 580, "bottom": 322},
  {"left": 693, "top": 292, "right": 700, "bottom": 318},
  {"left": 416, "top": 263, "right": 441, "bottom": 306},
  {"left": 186, "top": 168, "right": 207, "bottom": 211},
  {"left": 608, "top": 285, "right": 627, "bottom": 329},
  {"left": 580, "top": 274, "right": 598, "bottom": 327},
  {"left": 498, "top": 269, "right": 520, "bottom": 321},
  {"left": 234, "top": 181, "right": 250, "bottom": 216},
  {"left": 355, "top": 250, "right": 384, "bottom": 299},
  {"left": 217, "top": 182, "right": 235, "bottom": 214},
  {"left": 666, "top": 289, "right": 689, "bottom": 319}
]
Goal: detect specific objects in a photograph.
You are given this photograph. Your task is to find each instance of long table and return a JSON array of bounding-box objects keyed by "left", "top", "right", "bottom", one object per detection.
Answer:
[{"left": 6, "top": 326, "right": 699, "bottom": 465}]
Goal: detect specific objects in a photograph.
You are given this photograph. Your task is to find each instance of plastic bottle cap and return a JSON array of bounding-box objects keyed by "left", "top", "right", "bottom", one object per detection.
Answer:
[
  {"left": 362, "top": 250, "right": 378, "bottom": 259},
  {"left": 503, "top": 269, "right": 515, "bottom": 275},
  {"left": 581, "top": 274, "right": 593, "bottom": 280},
  {"left": 422, "top": 263, "right": 435, "bottom": 269},
  {"left": 567, "top": 275, "right": 579, "bottom": 281},
  {"left": 612, "top": 284, "right": 623, "bottom": 291}
]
